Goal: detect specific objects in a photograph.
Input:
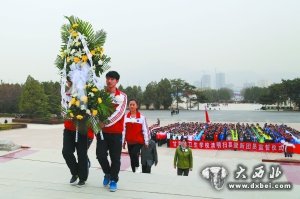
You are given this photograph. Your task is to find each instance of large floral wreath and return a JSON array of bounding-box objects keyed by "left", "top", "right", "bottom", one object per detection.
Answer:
[{"left": 55, "top": 16, "right": 115, "bottom": 135}]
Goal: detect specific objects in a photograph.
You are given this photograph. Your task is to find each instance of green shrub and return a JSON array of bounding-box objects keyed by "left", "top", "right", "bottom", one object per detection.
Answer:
[{"left": 0, "top": 124, "right": 12, "bottom": 130}]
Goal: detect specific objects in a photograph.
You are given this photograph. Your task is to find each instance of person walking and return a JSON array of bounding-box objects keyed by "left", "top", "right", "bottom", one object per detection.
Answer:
[
  {"left": 174, "top": 137, "right": 193, "bottom": 176},
  {"left": 122, "top": 99, "right": 149, "bottom": 173},
  {"left": 62, "top": 78, "right": 94, "bottom": 186},
  {"left": 141, "top": 139, "right": 158, "bottom": 173},
  {"left": 96, "top": 71, "right": 127, "bottom": 192}
]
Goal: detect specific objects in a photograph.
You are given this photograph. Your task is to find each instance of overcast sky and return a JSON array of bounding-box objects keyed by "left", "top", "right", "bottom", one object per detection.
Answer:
[{"left": 1, "top": 0, "right": 299, "bottom": 90}]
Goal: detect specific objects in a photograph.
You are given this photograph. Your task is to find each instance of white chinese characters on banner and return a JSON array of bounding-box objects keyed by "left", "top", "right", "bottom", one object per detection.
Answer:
[{"left": 170, "top": 140, "right": 284, "bottom": 153}]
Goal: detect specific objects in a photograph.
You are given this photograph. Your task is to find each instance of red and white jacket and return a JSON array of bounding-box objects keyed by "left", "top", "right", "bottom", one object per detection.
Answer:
[
  {"left": 122, "top": 111, "right": 149, "bottom": 145},
  {"left": 103, "top": 88, "right": 127, "bottom": 134}
]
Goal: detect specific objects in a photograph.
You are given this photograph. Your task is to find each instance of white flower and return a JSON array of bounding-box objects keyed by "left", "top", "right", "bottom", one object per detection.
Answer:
[
  {"left": 86, "top": 109, "right": 91, "bottom": 115},
  {"left": 80, "top": 105, "right": 86, "bottom": 110},
  {"left": 71, "top": 92, "right": 77, "bottom": 98},
  {"left": 75, "top": 49, "right": 82, "bottom": 57},
  {"left": 71, "top": 40, "right": 77, "bottom": 47},
  {"left": 88, "top": 92, "right": 95, "bottom": 97},
  {"left": 60, "top": 51, "right": 65, "bottom": 58},
  {"left": 70, "top": 49, "right": 76, "bottom": 55},
  {"left": 98, "top": 60, "right": 103, "bottom": 65}
]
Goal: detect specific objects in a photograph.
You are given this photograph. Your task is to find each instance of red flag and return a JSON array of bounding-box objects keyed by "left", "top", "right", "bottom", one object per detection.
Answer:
[{"left": 205, "top": 106, "right": 210, "bottom": 123}]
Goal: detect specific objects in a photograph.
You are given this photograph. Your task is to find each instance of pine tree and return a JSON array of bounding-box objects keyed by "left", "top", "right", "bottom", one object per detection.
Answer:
[{"left": 19, "top": 76, "right": 50, "bottom": 118}]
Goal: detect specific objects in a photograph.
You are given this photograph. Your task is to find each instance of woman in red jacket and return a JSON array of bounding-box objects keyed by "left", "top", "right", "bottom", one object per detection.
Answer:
[{"left": 122, "top": 99, "right": 149, "bottom": 173}]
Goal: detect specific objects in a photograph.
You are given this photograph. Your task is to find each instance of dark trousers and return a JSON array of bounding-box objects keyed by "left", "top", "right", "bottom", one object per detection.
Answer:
[
  {"left": 157, "top": 140, "right": 161, "bottom": 146},
  {"left": 87, "top": 139, "right": 93, "bottom": 167},
  {"left": 284, "top": 152, "right": 293, "bottom": 157},
  {"left": 96, "top": 132, "right": 122, "bottom": 182},
  {"left": 62, "top": 129, "right": 89, "bottom": 181},
  {"left": 142, "top": 164, "right": 152, "bottom": 173},
  {"left": 167, "top": 139, "right": 170, "bottom": 147},
  {"left": 177, "top": 168, "right": 189, "bottom": 176},
  {"left": 128, "top": 144, "right": 143, "bottom": 172}
]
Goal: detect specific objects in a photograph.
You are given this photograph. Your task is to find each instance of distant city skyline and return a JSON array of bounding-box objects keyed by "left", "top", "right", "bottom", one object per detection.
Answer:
[
  {"left": 0, "top": 0, "right": 299, "bottom": 90},
  {"left": 193, "top": 72, "right": 272, "bottom": 91}
]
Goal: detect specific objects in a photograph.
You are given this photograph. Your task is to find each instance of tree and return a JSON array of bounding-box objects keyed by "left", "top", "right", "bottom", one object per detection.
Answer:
[
  {"left": 0, "top": 82, "right": 22, "bottom": 113},
  {"left": 118, "top": 84, "right": 125, "bottom": 92},
  {"left": 170, "top": 79, "right": 196, "bottom": 110},
  {"left": 258, "top": 93, "right": 274, "bottom": 106},
  {"left": 182, "top": 82, "right": 196, "bottom": 109},
  {"left": 282, "top": 78, "right": 300, "bottom": 109},
  {"left": 241, "top": 87, "right": 268, "bottom": 103},
  {"left": 19, "top": 76, "right": 50, "bottom": 118},
  {"left": 42, "top": 81, "right": 61, "bottom": 117},
  {"left": 124, "top": 85, "right": 143, "bottom": 105},
  {"left": 143, "top": 82, "right": 158, "bottom": 109},
  {"left": 269, "top": 83, "right": 287, "bottom": 111},
  {"left": 157, "top": 78, "right": 173, "bottom": 109},
  {"left": 217, "top": 88, "right": 234, "bottom": 102},
  {"left": 194, "top": 90, "right": 208, "bottom": 110},
  {"left": 202, "top": 89, "right": 218, "bottom": 102}
]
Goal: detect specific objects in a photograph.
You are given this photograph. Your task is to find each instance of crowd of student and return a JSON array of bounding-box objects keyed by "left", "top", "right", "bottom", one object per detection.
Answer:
[{"left": 150, "top": 122, "right": 300, "bottom": 145}]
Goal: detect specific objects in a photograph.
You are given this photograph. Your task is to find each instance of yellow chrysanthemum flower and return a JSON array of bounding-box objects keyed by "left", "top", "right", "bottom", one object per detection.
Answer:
[
  {"left": 81, "top": 96, "right": 88, "bottom": 103},
  {"left": 72, "top": 23, "right": 79, "bottom": 29},
  {"left": 76, "top": 115, "right": 83, "bottom": 120},
  {"left": 73, "top": 57, "right": 80, "bottom": 63},
  {"left": 99, "top": 46, "right": 104, "bottom": 53},
  {"left": 90, "top": 50, "right": 96, "bottom": 56},
  {"left": 91, "top": 88, "right": 98, "bottom": 92},
  {"left": 71, "top": 31, "right": 78, "bottom": 38},
  {"left": 60, "top": 51, "right": 65, "bottom": 58},
  {"left": 81, "top": 55, "right": 88, "bottom": 63},
  {"left": 69, "top": 98, "right": 76, "bottom": 105},
  {"left": 98, "top": 97, "right": 102, "bottom": 104},
  {"left": 69, "top": 113, "right": 74, "bottom": 118},
  {"left": 92, "top": 109, "right": 98, "bottom": 116},
  {"left": 99, "top": 47, "right": 104, "bottom": 58},
  {"left": 75, "top": 100, "right": 80, "bottom": 107}
]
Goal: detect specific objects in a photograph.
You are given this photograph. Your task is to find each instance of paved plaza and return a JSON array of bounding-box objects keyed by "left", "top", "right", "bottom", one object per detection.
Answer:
[{"left": 1, "top": 124, "right": 300, "bottom": 199}]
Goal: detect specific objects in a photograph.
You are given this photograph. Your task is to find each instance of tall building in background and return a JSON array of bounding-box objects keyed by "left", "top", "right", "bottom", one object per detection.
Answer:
[
  {"left": 215, "top": 72, "right": 225, "bottom": 89},
  {"left": 201, "top": 74, "right": 211, "bottom": 89}
]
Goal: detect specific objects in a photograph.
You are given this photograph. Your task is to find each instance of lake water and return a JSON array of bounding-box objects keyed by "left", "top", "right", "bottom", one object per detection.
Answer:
[
  {"left": 142, "top": 110, "right": 300, "bottom": 125},
  {"left": 1, "top": 106, "right": 299, "bottom": 126}
]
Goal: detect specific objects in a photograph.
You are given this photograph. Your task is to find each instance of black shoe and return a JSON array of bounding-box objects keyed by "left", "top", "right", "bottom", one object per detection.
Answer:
[
  {"left": 77, "top": 180, "right": 85, "bottom": 187},
  {"left": 70, "top": 175, "right": 78, "bottom": 184},
  {"left": 131, "top": 165, "right": 136, "bottom": 173}
]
